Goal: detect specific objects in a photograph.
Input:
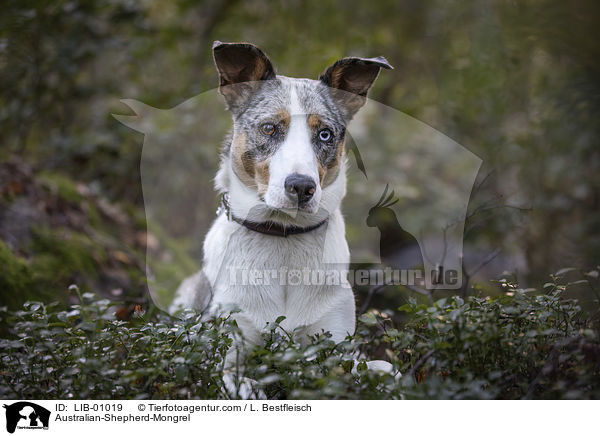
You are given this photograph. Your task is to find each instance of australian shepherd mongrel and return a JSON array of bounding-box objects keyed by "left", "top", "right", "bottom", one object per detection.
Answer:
[{"left": 171, "top": 41, "right": 395, "bottom": 383}]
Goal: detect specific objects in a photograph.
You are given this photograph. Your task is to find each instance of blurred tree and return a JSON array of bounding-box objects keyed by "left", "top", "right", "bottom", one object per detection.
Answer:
[{"left": 0, "top": 0, "right": 598, "bottom": 308}]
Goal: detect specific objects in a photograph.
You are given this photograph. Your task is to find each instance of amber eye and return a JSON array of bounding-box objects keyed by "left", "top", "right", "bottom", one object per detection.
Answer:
[{"left": 260, "top": 123, "right": 276, "bottom": 136}]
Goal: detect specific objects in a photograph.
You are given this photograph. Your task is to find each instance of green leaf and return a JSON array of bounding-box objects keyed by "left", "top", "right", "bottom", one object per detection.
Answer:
[
  {"left": 359, "top": 312, "right": 378, "bottom": 326},
  {"left": 555, "top": 267, "right": 576, "bottom": 276}
]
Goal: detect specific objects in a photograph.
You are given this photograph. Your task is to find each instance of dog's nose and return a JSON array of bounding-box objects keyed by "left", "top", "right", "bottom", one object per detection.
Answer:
[{"left": 284, "top": 173, "right": 316, "bottom": 205}]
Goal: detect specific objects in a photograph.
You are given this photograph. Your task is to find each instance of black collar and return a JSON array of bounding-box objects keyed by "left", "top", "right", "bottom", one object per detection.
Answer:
[{"left": 218, "top": 193, "right": 328, "bottom": 237}]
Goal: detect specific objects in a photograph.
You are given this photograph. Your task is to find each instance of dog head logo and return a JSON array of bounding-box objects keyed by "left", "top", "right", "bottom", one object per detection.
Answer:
[{"left": 3, "top": 402, "right": 50, "bottom": 433}]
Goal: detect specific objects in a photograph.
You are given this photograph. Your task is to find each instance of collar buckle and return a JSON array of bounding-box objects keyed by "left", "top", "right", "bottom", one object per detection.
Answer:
[{"left": 218, "top": 192, "right": 232, "bottom": 220}]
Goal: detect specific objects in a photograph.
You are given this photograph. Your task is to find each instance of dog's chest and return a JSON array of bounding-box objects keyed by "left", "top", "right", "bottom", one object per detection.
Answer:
[{"left": 203, "top": 214, "right": 349, "bottom": 328}]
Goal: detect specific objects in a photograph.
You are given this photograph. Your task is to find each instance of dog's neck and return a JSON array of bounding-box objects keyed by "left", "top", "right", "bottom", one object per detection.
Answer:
[{"left": 218, "top": 193, "right": 328, "bottom": 237}]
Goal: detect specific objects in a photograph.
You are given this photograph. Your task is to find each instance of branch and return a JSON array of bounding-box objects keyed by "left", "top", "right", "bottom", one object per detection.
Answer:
[
  {"left": 408, "top": 349, "right": 435, "bottom": 380},
  {"left": 467, "top": 248, "right": 501, "bottom": 277},
  {"left": 359, "top": 284, "right": 387, "bottom": 315}
]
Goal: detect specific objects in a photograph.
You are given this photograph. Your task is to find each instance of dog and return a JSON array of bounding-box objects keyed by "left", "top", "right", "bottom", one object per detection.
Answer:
[{"left": 171, "top": 41, "right": 393, "bottom": 375}]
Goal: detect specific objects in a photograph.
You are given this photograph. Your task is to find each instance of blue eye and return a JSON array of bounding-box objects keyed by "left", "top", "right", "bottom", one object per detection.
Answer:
[{"left": 318, "top": 129, "right": 332, "bottom": 142}]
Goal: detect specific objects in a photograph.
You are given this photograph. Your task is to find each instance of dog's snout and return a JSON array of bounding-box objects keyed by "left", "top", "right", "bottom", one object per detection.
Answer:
[{"left": 284, "top": 173, "right": 316, "bottom": 205}]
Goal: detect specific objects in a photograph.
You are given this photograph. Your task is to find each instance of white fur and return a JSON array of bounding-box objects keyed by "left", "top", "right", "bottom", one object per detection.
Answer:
[
  {"left": 265, "top": 87, "right": 322, "bottom": 213},
  {"left": 202, "top": 160, "right": 353, "bottom": 346}
]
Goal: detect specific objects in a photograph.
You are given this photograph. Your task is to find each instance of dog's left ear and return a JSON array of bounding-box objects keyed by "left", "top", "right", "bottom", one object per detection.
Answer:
[
  {"left": 213, "top": 41, "right": 276, "bottom": 112},
  {"left": 319, "top": 56, "right": 392, "bottom": 119}
]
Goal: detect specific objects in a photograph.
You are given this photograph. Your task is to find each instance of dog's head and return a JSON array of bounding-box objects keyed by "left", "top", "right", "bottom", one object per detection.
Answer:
[{"left": 212, "top": 41, "right": 391, "bottom": 224}]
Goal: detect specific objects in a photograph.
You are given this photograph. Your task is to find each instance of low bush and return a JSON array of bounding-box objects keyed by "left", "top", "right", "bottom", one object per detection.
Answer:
[{"left": 1, "top": 276, "right": 599, "bottom": 399}]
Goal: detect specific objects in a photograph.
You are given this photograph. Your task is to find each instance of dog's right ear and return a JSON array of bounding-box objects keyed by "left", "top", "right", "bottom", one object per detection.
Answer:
[{"left": 212, "top": 41, "right": 276, "bottom": 112}]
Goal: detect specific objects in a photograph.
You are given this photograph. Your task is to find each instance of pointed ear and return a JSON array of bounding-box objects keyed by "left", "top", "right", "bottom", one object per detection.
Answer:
[
  {"left": 212, "top": 41, "right": 276, "bottom": 111},
  {"left": 319, "top": 56, "right": 392, "bottom": 119}
]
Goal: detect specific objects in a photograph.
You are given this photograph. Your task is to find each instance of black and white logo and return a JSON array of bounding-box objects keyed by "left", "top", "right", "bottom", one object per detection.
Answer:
[{"left": 3, "top": 402, "right": 50, "bottom": 434}]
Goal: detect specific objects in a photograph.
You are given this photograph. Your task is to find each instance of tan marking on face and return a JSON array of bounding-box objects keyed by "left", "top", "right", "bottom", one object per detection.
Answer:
[
  {"left": 277, "top": 109, "right": 290, "bottom": 127},
  {"left": 232, "top": 133, "right": 255, "bottom": 186},
  {"left": 308, "top": 114, "right": 322, "bottom": 131},
  {"left": 241, "top": 150, "right": 256, "bottom": 178},
  {"left": 320, "top": 140, "right": 345, "bottom": 188},
  {"left": 318, "top": 164, "right": 325, "bottom": 183},
  {"left": 231, "top": 132, "right": 271, "bottom": 192},
  {"left": 255, "top": 160, "right": 270, "bottom": 195}
]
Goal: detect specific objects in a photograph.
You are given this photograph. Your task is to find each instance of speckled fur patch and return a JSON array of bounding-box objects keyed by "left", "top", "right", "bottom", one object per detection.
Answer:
[{"left": 225, "top": 77, "right": 347, "bottom": 191}]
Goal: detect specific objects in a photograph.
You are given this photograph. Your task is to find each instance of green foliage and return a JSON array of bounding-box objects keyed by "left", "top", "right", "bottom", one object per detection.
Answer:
[
  {"left": 0, "top": 290, "right": 236, "bottom": 399},
  {"left": 1, "top": 281, "right": 598, "bottom": 399},
  {"left": 29, "top": 227, "right": 103, "bottom": 285},
  {"left": 0, "top": 225, "right": 108, "bottom": 312},
  {"left": 0, "top": 241, "right": 39, "bottom": 307},
  {"left": 392, "top": 290, "right": 599, "bottom": 399},
  {"left": 37, "top": 172, "right": 85, "bottom": 204}
]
